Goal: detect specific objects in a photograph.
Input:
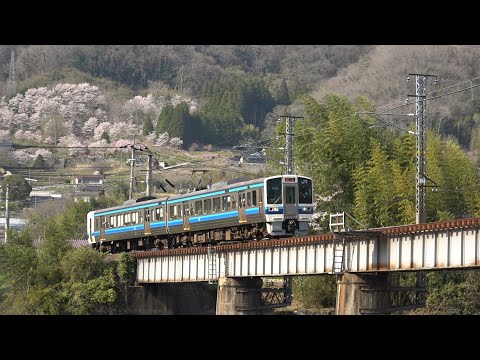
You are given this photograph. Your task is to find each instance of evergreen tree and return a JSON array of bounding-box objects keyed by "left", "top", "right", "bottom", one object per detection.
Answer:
[
  {"left": 101, "top": 131, "right": 110, "bottom": 143},
  {"left": 275, "top": 78, "right": 290, "bottom": 105},
  {"left": 33, "top": 154, "right": 47, "bottom": 169},
  {"left": 142, "top": 115, "right": 154, "bottom": 136}
]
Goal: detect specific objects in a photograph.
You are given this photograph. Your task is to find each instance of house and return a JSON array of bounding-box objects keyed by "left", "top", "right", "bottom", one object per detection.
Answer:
[
  {"left": 73, "top": 174, "right": 104, "bottom": 187},
  {"left": 72, "top": 174, "right": 105, "bottom": 202}
]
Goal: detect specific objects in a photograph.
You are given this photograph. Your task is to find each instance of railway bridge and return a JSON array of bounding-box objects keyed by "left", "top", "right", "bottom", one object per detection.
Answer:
[{"left": 130, "top": 216, "right": 480, "bottom": 315}]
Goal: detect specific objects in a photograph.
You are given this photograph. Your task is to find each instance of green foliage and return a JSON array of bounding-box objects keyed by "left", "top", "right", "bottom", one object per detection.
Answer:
[
  {"left": 101, "top": 130, "right": 111, "bottom": 143},
  {"left": 156, "top": 102, "right": 194, "bottom": 147},
  {"left": 2, "top": 174, "right": 32, "bottom": 201},
  {"left": 293, "top": 276, "right": 336, "bottom": 310},
  {"left": 143, "top": 114, "right": 154, "bottom": 136},
  {"left": 62, "top": 267, "right": 117, "bottom": 315},
  {"left": 274, "top": 78, "right": 290, "bottom": 105},
  {"left": 0, "top": 198, "right": 123, "bottom": 314},
  {"left": 58, "top": 199, "right": 96, "bottom": 238},
  {"left": 197, "top": 75, "right": 274, "bottom": 146},
  {"left": 295, "top": 94, "right": 379, "bottom": 218},
  {"left": 32, "top": 154, "right": 47, "bottom": 169},
  {"left": 117, "top": 253, "right": 137, "bottom": 286},
  {"left": 60, "top": 247, "right": 107, "bottom": 283}
]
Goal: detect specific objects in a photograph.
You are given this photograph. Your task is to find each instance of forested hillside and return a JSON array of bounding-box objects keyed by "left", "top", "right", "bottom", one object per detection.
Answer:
[{"left": 3, "top": 45, "right": 480, "bottom": 153}]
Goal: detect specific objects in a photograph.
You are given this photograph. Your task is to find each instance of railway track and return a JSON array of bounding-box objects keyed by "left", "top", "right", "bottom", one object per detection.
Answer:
[{"left": 126, "top": 216, "right": 480, "bottom": 258}]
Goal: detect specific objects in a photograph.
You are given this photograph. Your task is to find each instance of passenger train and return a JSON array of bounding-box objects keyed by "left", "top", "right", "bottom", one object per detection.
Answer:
[{"left": 87, "top": 174, "right": 313, "bottom": 252}]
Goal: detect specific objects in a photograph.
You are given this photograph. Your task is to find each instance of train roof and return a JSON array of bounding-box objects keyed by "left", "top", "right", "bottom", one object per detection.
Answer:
[{"left": 92, "top": 174, "right": 312, "bottom": 216}]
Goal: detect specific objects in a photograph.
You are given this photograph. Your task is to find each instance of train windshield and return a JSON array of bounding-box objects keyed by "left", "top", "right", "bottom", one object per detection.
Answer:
[
  {"left": 266, "top": 177, "right": 282, "bottom": 204},
  {"left": 298, "top": 177, "right": 313, "bottom": 203}
]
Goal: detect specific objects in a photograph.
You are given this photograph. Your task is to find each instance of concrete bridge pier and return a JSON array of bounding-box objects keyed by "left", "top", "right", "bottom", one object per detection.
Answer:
[
  {"left": 216, "top": 277, "right": 263, "bottom": 315},
  {"left": 125, "top": 283, "right": 216, "bottom": 314},
  {"left": 335, "top": 273, "right": 391, "bottom": 315}
]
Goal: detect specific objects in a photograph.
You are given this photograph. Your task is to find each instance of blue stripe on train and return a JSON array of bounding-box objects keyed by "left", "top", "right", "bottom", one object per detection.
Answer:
[{"left": 92, "top": 207, "right": 262, "bottom": 236}]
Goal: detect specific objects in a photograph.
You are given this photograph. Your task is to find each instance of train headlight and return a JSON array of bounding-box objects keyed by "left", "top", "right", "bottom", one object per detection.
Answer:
[
  {"left": 302, "top": 207, "right": 311, "bottom": 211},
  {"left": 269, "top": 207, "right": 279, "bottom": 212}
]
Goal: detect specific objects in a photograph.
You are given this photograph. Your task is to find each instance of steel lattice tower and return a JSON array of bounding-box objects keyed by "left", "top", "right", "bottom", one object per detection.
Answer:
[{"left": 6, "top": 50, "right": 16, "bottom": 97}]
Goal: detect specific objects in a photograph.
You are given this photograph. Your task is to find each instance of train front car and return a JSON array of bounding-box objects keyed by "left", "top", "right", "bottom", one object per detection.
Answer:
[
  {"left": 264, "top": 175, "right": 313, "bottom": 237},
  {"left": 87, "top": 210, "right": 97, "bottom": 246}
]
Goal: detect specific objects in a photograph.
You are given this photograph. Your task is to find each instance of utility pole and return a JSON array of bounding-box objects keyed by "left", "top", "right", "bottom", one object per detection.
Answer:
[
  {"left": 5, "top": 185, "right": 9, "bottom": 243},
  {"left": 6, "top": 50, "right": 16, "bottom": 98},
  {"left": 146, "top": 154, "right": 152, "bottom": 197},
  {"left": 128, "top": 135, "right": 136, "bottom": 200},
  {"left": 280, "top": 115, "right": 303, "bottom": 175},
  {"left": 408, "top": 73, "right": 437, "bottom": 224}
]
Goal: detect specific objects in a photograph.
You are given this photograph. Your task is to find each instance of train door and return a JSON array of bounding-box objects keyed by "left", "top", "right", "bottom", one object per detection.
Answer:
[
  {"left": 144, "top": 209, "right": 151, "bottom": 235},
  {"left": 183, "top": 202, "right": 190, "bottom": 231},
  {"left": 283, "top": 183, "right": 297, "bottom": 219},
  {"left": 100, "top": 216, "right": 106, "bottom": 241},
  {"left": 238, "top": 191, "right": 247, "bottom": 223}
]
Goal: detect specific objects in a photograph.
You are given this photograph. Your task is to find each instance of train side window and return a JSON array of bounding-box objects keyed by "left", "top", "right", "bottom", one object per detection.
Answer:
[
  {"left": 145, "top": 209, "right": 150, "bottom": 222},
  {"left": 124, "top": 213, "right": 131, "bottom": 225},
  {"left": 118, "top": 214, "right": 124, "bottom": 227},
  {"left": 159, "top": 207, "right": 164, "bottom": 220},
  {"left": 213, "top": 197, "right": 221, "bottom": 212},
  {"left": 138, "top": 211, "right": 143, "bottom": 223},
  {"left": 95, "top": 218, "right": 100, "bottom": 229},
  {"left": 259, "top": 190, "right": 263, "bottom": 204},
  {"left": 252, "top": 191, "right": 257, "bottom": 206},
  {"left": 222, "top": 196, "right": 231, "bottom": 210},
  {"left": 195, "top": 200, "right": 203, "bottom": 215},
  {"left": 132, "top": 212, "right": 138, "bottom": 224},
  {"left": 169, "top": 205, "right": 177, "bottom": 219},
  {"left": 231, "top": 194, "right": 237, "bottom": 209},
  {"left": 204, "top": 199, "right": 212, "bottom": 214},
  {"left": 177, "top": 205, "right": 182, "bottom": 218},
  {"left": 189, "top": 202, "right": 194, "bottom": 216},
  {"left": 247, "top": 192, "right": 252, "bottom": 207},
  {"left": 238, "top": 193, "right": 245, "bottom": 208},
  {"left": 110, "top": 215, "right": 115, "bottom": 228}
]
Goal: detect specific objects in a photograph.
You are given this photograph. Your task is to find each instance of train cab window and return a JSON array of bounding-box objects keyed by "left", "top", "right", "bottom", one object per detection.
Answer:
[
  {"left": 285, "top": 186, "right": 296, "bottom": 204},
  {"left": 252, "top": 191, "right": 257, "bottom": 206},
  {"left": 204, "top": 199, "right": 212, "bottom": 214},
  {"left": 267, "top": 177, "right": 282, "bottom": 204},
  {"left": 213, "top": 197, "right": 221, "bottom": 212},
  {"left": 222, "top": 196, "right": 231, "bottom": 211},
  {"left": 298, "top": 177, "right": 313, "bottom": 203},
  {"left": 195, "top": 200, "right": 203, "bottom": 215},
  {"left": 247, "top": 192, "right": 252, "bottom": 207}
]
